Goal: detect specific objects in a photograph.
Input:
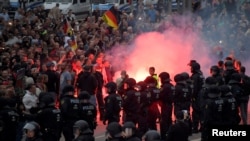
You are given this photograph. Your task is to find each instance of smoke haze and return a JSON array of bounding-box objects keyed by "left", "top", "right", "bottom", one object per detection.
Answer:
[{"left": 107, "top": 15, "right": 221, "bottom": 82}]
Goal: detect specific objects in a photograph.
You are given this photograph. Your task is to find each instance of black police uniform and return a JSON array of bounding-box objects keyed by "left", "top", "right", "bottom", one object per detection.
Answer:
[
  {"left": 78, "top": 92, "right": 97, "bottom": 132},
  {"left": 202, "top": 86, "right": 224, "bottom": 141},
  {"left": 190, "top": 62, "right": 204, "bottom": 133},
  {"left": 220, "top": 85, "right": 241, "bottom": 126},
  {"left": 144, "top": 76, "right": 161, "bottom": 130},
  {"left": 135, "top": 81, "right": 150, "bottom": 138},
  {"left": 60, "top": 85, "right": 81, "bottom": 141},
  {"left": 174, "top": 74, "right": 192, "bottom": 116},
  {"left": 103, "top": 82, "right": 122, "bottom": 125},
  {"left": 210, "top": 65, "right": 225, "bottom": 86},
  {"left": 36, "top": 93, "right": 62, "bottom": 141},
  {"left": 158, "top": 72, "right": 174, "bottom": 140},
  {"left": 123, "top": 78, "right": 140, "bottom": 124}
]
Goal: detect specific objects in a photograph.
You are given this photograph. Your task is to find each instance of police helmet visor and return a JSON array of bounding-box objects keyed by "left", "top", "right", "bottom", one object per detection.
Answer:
[{"left": 23, "top": 123, "right": 36, "bottom": 131}]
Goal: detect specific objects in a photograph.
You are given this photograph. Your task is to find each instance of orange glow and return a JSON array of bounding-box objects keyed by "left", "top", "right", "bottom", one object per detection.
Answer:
[{"left": 110, "top": 16, "right": 213, "bottom": 82}]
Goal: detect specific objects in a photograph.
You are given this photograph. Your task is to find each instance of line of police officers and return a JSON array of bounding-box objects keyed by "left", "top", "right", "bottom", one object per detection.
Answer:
[
  {"left": 0, "top": 57, "right": 249, "bottom": 141},
  {"left": 103, "top": 58, "right": 249, "bottom": 141}
]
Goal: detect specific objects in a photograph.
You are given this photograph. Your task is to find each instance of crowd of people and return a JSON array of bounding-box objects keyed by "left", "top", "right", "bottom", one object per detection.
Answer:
[{"left": 0, "top": 0, "right": 250, "bottom": 141}]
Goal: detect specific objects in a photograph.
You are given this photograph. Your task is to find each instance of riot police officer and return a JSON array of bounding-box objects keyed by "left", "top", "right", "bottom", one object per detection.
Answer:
[
  {"left": 123, "top": 78, "right": 140, "bottom": 124},
  {"left": 143, "top": 130, "right": 161, "bottom": 141},
  {"left": 23, "top": 121, "right": 43, "bottom": 141},
  {"left": 158, "top": 72, "right": 174, "bottom": 140},
  {"left": 189, "top": 61, "right": 204, "bottom": 133},
  {"left": 202, "top": 85, "right": 223, "bottom": 141},
  {"left": 106, "top": 122, "right": 124, "bottom": 141},
  {"left": 223, "top": 60, "right": 238, "bottom": 84},
  {"left": 73, "top": 120, "right": 94, "bottom": 141},
  {"left": 78, "top": 91, "right": 97, "bottom": 132},
  {"left": 173, "top": 73, "right": 192, "bottom": 118},
  {"left": 210, "top": 65, "right": 225, "bottom": 86},
  {"left": 135, "top": 81, "right": 150, "bottom": 138},
  {"left": 122, "top": 121, "right": 141, "bottom": 141},
  {"left": 144, "top": 76, "right": 161, "bottom": 130},
  {"left": 60, "top": 85, "right": 81, "bottom": 141},
  {"left": 103, "top": 82, "right": 122, "bottom": 125},
  {"left": 220, "top": 85, "right": 241, "bottom": 125},
  {"left": 36, "top": 92, "right": 62, "bottom": 141}
]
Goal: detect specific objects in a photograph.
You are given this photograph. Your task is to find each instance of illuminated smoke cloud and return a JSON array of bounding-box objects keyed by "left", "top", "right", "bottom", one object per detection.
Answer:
[{"left": 108, "top": 15, "right": 214, "bottom": 82}]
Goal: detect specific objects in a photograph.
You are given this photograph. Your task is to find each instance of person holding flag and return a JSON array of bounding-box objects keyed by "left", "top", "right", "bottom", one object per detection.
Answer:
[{"left": 102, "top": 4, "right": 127, "bottom": 29}]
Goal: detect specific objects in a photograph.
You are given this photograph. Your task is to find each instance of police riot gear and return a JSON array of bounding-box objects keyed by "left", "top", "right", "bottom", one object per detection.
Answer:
[
  {"left": 123, "top": 78, "right": 140, "bottom": 124},
  {"left": 73, "top": 120, "right": 94, "bottom": 141},
  {"left": 60, "top": 85, "right": 81, "bottom": 141},
  {"left": 105, "top": 82, "right": 117, "bottom": 94},
  {"left": 159, "top": 72, "right": 174, "bottom": 140},
  {"left": 202, "top": 85, "right": 224, "bottom": 141},
  {"left": 106, "top": 122, "right": 123, "bottom": 141},
  {"left": 103, "top": 90, "right": 122, "bottom": 125},
  {"left": 37, "top": 93, "right": 62, "bottom": 141},
  {"left": 220, "top": 85, "right": 241, "bottom": 125},
  {"left": 145, "top": 76, "right": 160, "bottom": 130},
  {"left": 144, "top": 130, "right": 161, "bottom": 141},
  {"left": 78, "top": 91, "right": 97, "bottom": 132}
]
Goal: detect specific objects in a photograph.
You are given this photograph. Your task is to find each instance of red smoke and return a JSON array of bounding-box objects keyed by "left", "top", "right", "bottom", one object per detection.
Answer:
[{"left": 109, "top": 15, "right": 213, "bottom": 82}]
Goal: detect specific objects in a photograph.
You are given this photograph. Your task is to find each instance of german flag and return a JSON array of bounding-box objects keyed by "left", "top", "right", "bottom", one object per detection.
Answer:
[
  {"left": 71, "top": 35, "right": 78, "bottom": 51},
  {"left": 102, "top": 6, "right": 119, "bottom": 29},
  {"left": 63, "top": 18, "right": 72, "bottom": 35}
]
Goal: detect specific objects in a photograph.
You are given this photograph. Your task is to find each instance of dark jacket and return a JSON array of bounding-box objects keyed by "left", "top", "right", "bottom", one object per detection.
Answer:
[
  {"left": 77, "top": 71, "right": 98, "bottom": 95},
  {"left": 166, "top": 121, "right": 190, "bottom": 141}
]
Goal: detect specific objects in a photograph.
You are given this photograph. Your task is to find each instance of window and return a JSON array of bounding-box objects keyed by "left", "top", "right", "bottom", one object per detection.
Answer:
[{"left": 80, "top": 0, "right": 86, "bottom": 3}]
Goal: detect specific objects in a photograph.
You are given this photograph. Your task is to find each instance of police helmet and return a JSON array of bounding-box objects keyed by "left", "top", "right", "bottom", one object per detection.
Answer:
[
  {"left": 105, "top": 82, "right": 117, "bottom": 93},
  {"left": 39, "top": 93, "right": 55, "bottom": 106},
  {"left": 62, "top": 85, "right": 75, "bottom": 95},
  {"left": 180, "top": 72, "right": 190, "bottom": 80},
  {"left": 228, "top": 73, "right": 241, "bottom": 84},
  {"left": 207, "top": 85, "right": 220, "bottom": 98},
  {"left": 125, "top": 78, "right": 137, "bottom": 87},
  {"left": 174, "top": 73, "right": 185, "bottom": 83},
  {"left": 78, "top": 91, "right": 91, "bottom": 100},
  {"left": 144, "top": 130, "right": 161, "bottom": 141},
  {"left": 23, "top": 121, "right": 41, "bottom": 136},
  {"left": 210, "top": 65, "right": 220, "bottom": 74},
  {"left": 159, "top": 72, "right": 171, "bottom": 82},
  {"left": 136, "top": 81, "right": 147, "bottom": 91},
  {"left": 106, "top": 122, "right": 122, "bottom": 138},
  {"left": 144, "top": 76, "right": 156, "bottom": 85},
  {"left": 122, "top": 121, "right": 136, "bottom": 130},
  {"left": 191, "top": 62, "right": 201, "bottom": 71},
  {"left": 205, "top": 77, "right": 218, "bottom": 85},
  {"left": 73, "top": 120, "right": 92, "bottom": 134}
]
